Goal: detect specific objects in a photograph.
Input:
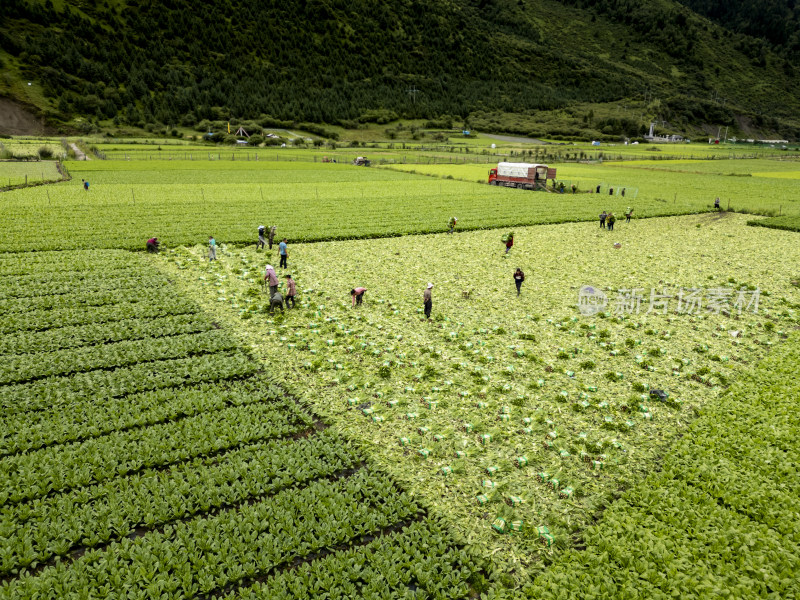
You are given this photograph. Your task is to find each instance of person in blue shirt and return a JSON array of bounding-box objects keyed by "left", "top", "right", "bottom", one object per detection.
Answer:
[{"left": 279, "top": 238, "right": 288, "bottom": 269}]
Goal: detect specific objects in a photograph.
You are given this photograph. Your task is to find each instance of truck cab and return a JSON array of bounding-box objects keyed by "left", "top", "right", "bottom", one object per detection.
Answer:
[{"left": 488, "top": 168, "right": 498, "bottom": 183}]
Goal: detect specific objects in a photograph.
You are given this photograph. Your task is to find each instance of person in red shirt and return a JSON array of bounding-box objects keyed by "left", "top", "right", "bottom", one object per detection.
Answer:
[
  {"left": 146, "top": 237, "right": 159, "bottom": 253},
  {"left": 351, "top": 287, "right": 367, "bottom": 307},
  {"left": 285, "top": 274, "right": 297, "bottom": 309},
  {"left": 505, "top": 234, "right": 514, "bottom": 254}
]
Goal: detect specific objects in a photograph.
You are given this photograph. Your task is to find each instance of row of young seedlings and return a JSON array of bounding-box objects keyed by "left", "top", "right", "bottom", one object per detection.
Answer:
[
  {"left": 0, "top": 400, "right": 311, "bottom": 506},
  {"left": 0, "top": 330, "right": 239, "bottom": 386},
  {"left": 1, "top": 377, "right": 284, "bottom": 457},
  {"left": 3, "top": 471, "right": 421, "bottom": 600},
  {"left": 0, "top": 351, "right": 257, "bottom": 415},
  {"left": 1, "top": 430, "right": 361, "bottom": 577}
]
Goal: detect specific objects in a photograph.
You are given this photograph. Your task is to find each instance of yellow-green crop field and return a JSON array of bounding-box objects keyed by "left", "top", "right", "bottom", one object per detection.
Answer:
[
  {"left": 1, "top": 152, "right": 799, "bottom": 598},
  {"left": 162, "top": 212, "right": 799, "bottom": 579}
]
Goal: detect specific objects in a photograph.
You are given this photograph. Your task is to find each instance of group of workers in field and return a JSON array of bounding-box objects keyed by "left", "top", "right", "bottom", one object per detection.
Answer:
[
  {"left": 144, "top": 204, "right": 642, "bottom": 319},
  {"left": 598, "top": 207, "right": 634, "bottom": 230}
]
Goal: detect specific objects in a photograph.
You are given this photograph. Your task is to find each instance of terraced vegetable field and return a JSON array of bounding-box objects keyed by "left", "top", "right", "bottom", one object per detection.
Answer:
[
  {"left": 0, "top": 250, "right": 482, "bottom": 600},
  {"left": 161, "top": 212, "right": 800, "bottom": 584}
]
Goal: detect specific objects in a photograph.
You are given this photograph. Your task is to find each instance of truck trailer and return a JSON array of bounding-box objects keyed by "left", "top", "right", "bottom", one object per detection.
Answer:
[{"left": 488, "top": 162, "right": 556, "bottom": 190}]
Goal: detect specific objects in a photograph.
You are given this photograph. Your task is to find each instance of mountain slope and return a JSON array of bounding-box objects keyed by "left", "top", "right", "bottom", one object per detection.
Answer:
[
  {"left": 0, "top": 0, "right": 798, "bottom": 136},
  {"left": 675, "top": 0, "right": 800, "bottom": 57}
]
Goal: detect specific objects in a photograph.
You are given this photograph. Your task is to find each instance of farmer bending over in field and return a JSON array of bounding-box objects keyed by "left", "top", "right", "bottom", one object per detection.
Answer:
[
  {"left": 146, "top": 237, "right": 159, "bottom": 253},
  {"left": 264, "top": 264, "right": 279, "bottom": 297},
  {"left": 351, "top": 287, "right": 367, "bottom": 307},
  {"left": 269, "top": 291, "right": 284, "bottom": 313},
  {"left": 285, "top": 274, "right": 296, "bottom": 309}
]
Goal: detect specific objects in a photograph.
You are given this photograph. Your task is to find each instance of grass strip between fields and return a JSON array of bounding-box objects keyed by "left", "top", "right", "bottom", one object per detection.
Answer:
[{"left": 748, "top": 215, "right": 800, "bottom": 233}]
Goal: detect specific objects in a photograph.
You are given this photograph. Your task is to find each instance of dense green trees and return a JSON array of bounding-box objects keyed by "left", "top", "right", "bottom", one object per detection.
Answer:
[
  {"left": 1, "top": 0, "right": 798, "bottom": 130},
  {"left": 676, "top": 0, "right": 800, "bottom": 56}
]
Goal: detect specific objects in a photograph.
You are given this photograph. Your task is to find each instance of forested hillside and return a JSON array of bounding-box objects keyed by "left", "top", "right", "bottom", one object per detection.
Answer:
[
  {"left": 676, "top": 0, "right": 800, "bottom": 57},
  {"left": 0, "top": 0, "right": 798, "bottom": 135}
]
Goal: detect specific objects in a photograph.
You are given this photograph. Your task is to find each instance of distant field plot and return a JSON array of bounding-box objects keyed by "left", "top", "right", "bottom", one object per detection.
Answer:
[
  {"left": 615, "top": 158, "right": 800, "bottom": 175},
  {"left": 0, "top": 140, "right": 65, "bottom": 159},
  {"left": 388, "top": 161, "right": 800, "bottom": 216},
  {"left": 99, "top": 145, "right": 501, "bottom": 165},
  {"left": 748, "top": 215, "right": 800, "bottom": 232},
  {"left": 0, "top": 161, "right": 62, "bottom": 186},
  {"left": 1, "top": 159, "right": 729, "bottom": 252}
]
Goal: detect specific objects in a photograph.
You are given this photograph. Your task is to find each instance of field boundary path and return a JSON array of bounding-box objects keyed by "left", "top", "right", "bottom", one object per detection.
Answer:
[
  {"left": 68, "top": 142, "right": 88, "bottom": 160},
  {"left": 484, "top": 133, "right": 546, "bottom": 144}
]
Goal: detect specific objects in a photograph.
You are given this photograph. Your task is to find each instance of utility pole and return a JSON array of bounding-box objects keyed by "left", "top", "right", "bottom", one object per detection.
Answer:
[{"left": 407, "top": 86, "right": 420, "bottom": 105}]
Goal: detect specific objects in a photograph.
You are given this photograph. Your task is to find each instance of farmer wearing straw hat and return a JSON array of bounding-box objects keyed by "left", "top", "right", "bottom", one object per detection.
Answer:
[
  {"left": 448, "top": 217, "right": 458, "bottom": 234},
  {"left": 264, "top": 264, "right": 279, "bottom": 297},
  {"left": 423, "top": 283, "right": 433, "bottom": 320}
]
